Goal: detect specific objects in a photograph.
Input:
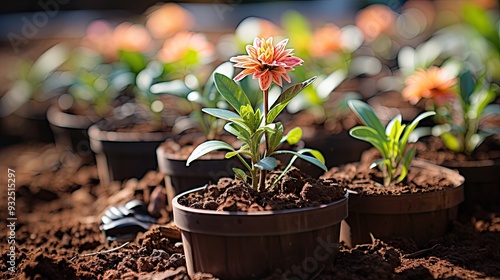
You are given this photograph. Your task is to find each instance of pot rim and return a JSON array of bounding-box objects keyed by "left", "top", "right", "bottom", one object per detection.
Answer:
[
  {"left": 345, "top": 160, "right": 465, "bottom": 214},
  {"left": 173, "top": 186, "right": 348, "bottom": 236},
  {"left": 47, "top": 105, "right": 100, "bottom": 129},
  {"left": 88, "top": 123, "right": 170, "bottom": 142}
]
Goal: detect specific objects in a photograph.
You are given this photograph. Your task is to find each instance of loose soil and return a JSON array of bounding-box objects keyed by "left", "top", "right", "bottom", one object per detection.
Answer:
[
  {"left": 177, "top": 167, "right": 346, "bottom": 211},
  {"left": 415, "top": 136, "right": 500, "bottom": 167},
  {"left": 159, "top": 134, "right": 242, "bottom": 160},
  {"left": 1, "top": 144, "right": 499, "bottom": 279},
  {"left": 322, "top": 148, "right": 461, "bottom": 195}
]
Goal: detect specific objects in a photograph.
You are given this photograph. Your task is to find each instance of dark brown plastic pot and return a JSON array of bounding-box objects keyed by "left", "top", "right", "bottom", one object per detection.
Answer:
[
  {"left": 448, "top": 159, "right": 500, "bottom": 212},
  {"left": 157, "top": 145, "right": 244, "bottom": 209},
  {"left": 89, "top": 123, "right": 170, "bottom": 185},
  {"left": 6, "top": 99, "right": 56, "bottom": 143},
  {"left": 342, "top": 161, "right": 465, "bottom": 247},
  {"left": 173, "top": 187, "right": 348, "bottom": 280},
  {"left": 47, "top": 105, "right": 100, "bottom": 164}
]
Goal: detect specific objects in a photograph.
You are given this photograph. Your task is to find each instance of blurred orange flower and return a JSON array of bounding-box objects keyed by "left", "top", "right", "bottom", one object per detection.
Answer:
[
  {"left": 146, "top": 3, "right": 194, "bottom": 38},
  {"left": 355, "top": 4, "right": 396, "bottom": 42},
  {"left": 157, "top": 32, "right": 214, "bottom": 64},
  {"left": 112, "top": 22, "right": 152, "bottom": 53},
  {"left": 309, "top": 24, "right": 343, "bottom": 58},
  {"left": 402, "top": 67, "right": 457, "bottom": 105},
  {"left": 83, "top": 20, "right": 115, "bottom": 60},
  {"left": 84, "top": 21, "right": 151, "bottom": 60},
  {"left": 230, "top": 37, "right": 303, "bottom": 91}
]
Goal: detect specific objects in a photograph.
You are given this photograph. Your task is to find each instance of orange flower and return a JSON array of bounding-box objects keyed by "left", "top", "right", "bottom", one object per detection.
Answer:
[
  {"left": 355, "top": 4, "right": 396, "bottom": 42},
  {"left": 309, "top": 24, "right": 343, "bottom": 58},
  {"left": 145, "top": 3, "right": 194, "bottom": 38},
  {"left": 157, "top": 32, "right": 214, "bottom": 64},
  {"left": 112, "top": 22, "right": 152, "bottom": 53},
  {"left": 83, "top": 21, "right": 151, "bottom": 60},
  {"left": 83, "top": 20, "right": 115, "bottom": 60},
  {"left": 230, "top": 37, "right": 303, "bottom": 91},
  {"left": 402, "top": 67, "right": 457, "bottom": 105}
]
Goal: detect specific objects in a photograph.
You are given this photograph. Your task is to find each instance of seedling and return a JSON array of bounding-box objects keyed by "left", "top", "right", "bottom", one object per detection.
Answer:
[{"left": 348, "top": 100, "right": 435, "bottom": 187}]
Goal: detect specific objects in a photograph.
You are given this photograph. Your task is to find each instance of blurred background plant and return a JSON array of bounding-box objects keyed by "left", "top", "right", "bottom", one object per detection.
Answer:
[
  {"left": 0, "top": 43, "right": 71, "bottom": 118},
  {"left": 397, "top": 2, "right": 499, "bottom": 86},
  {"left": 76, "top": 8, "right": 215, "bottom": 131},
  {"left": 149, "top": 62, "right": 232, "bottom": 139},
  {"left": 401, "top": 65, "right": 499, "bottom": 155}
]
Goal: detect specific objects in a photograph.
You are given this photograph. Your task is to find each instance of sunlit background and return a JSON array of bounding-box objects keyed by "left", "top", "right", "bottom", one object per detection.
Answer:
[{"left": 0, "top": 0, "right": 499, "bottom": 148}]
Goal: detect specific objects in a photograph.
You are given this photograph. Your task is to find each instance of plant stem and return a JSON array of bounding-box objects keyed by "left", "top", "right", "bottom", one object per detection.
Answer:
[{"left": 259, "top": 89, "right": 270, "bottom": 192}]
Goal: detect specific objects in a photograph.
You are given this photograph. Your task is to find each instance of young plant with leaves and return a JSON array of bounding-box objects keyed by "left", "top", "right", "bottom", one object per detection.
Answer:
[
  {"left": 66, "top": 64, "right": 119, "bottom": 117},
  {"left": 149, "top": 62, "right": 233, "bottom": 139},
  {"left": 348, "top": 100, "right": 435, "bottom": 187},
  {"left": 402, "top": 66, "right": 500, "bottom": 155},
  {"left": 187, "top": 37, "right": 327, "bottom": 191},
  {"left": 115, "top": 32, "right": 216, "bottom": 130},
  {"left": 0, "top": 44, "right": 70, "bottom": 117}
]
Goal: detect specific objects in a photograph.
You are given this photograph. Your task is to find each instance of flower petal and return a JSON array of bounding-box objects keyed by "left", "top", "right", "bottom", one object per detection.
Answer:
[
  {"left": 271, "top": 71, "right": 283, "bottom": 87},
  {"left": 234, "top": 68, "right": 256, "bottom": 81},
  {"left": 274, "top": 38, "right": 289, "bottom": 56},
  {"left": 259, "top": 72, "right": 273, "bottom": 91}
]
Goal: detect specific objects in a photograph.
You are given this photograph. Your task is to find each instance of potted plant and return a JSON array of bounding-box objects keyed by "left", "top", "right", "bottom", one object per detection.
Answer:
[
  {"left": 86, "top": 21, "right": 173, "bottom": 185},
  {"left": 172, "top": 37, "right": 348, "bottom": 279},
  {"left": 400, "top": 65, "right": 500, "bottom": 211},
  {"left": 154, "top": 61, "right": 250, "bottom": 207},
  {"left": 323, "top": 100, "right": 464, "bottom": 247},
  {"left": 0, "top": 43, "right": 70, "bottom": 143},
  {"left": 47, "top": 61, "right": 121, "bottom": 164}
]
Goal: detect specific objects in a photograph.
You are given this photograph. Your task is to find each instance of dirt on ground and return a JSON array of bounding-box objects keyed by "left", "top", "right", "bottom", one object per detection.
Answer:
[{"left": 0, "top": 144, "right": 499, "bottom": 279}]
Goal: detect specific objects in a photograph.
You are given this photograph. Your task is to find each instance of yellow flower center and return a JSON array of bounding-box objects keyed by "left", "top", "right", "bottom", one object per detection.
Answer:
[{"left": 258, "top": 38, "right": 274, "bottom": 64}]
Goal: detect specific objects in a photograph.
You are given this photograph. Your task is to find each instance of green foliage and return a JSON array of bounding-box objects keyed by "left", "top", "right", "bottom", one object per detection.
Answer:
[
  {"left": 148, "top": 62, "right": 234, "bottom": 138},
  {"left": 348, "top": 100, "right": 435, "bottom": 187},
  {"left": 188, "top": 73, "right": 324, "bottom": 191},
  {"left": 433, "top": 69, "right": 500, "bottom": 154},
  {"left": 68, "top": 64, "right": 118, "bottom": 117}
]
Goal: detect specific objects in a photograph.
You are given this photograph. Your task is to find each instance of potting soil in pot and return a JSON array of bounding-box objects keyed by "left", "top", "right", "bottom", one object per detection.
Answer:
[{"left": 2, "top": 144, "right": 500, "bottom": 279}]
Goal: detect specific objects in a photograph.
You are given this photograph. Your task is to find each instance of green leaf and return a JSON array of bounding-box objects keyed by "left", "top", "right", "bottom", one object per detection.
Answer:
[
  {"left": 202, "top": 108, "right": 241, "bottom": 121},
  {"left": 369, "top": 159, "right": 386, "bottom": 169},
  {"left": 462, "top": 3, "right": 499, "bottom": 49},
  {"left": 255, "top": 157, "right": 278, "bottom": 170},
  {"left": 267, "top": 123, "right": 284, "bottom": 152},
  {"left": 187, "top": 140, "right": 235, "bottom": 166},
  {"left": 273, "top": 149, "right": 327, "bottom": 171},
  {"left": 283, "top": 127, "right": 302, "bottom": 145},
  {"left": 267, "top": 77, "right": 317, "bottom": 123},
  {"left": 349, "top": 126, "right": 388, "bottom": 157},
  {"left": 459, "top": 69, "right": 475, "bottom": 103},
  {"left": 473, "top": 87, "right": 496, "bottom": 120},
  {"left": 233, "top": 167, "right": 247, "bottom": 182},
  {"left": 298, "top": 148, "right": 326, "bottom": 165},
  {"left": 397, "top": 146, "right": 415, "bottom": 182},
  {"left": 204, "top": 62, "right": 234, "bottom": 103},
  {"left": 348, "top": 100, "right": 386, "bottom": 137},
  {"left": 400, "top": 111, "right": 436, "bottom": 150},
  {"left": 386, "top": 114, "right": 402, "bottom": 138},
  {"left": 214, "top": 73, "right": 251, "bottom": 113},
  {"left": 224, "top": 122, "right": 251, "bottom": 141},
  {"left": 119, "top": 50, "right": 147, "bottom": 74},
  {"left": 225, "top": 151, "right": 239, "bottom": 158},
  {"left": 440, "top": 132, "right": 462, "bottom": 152}
]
